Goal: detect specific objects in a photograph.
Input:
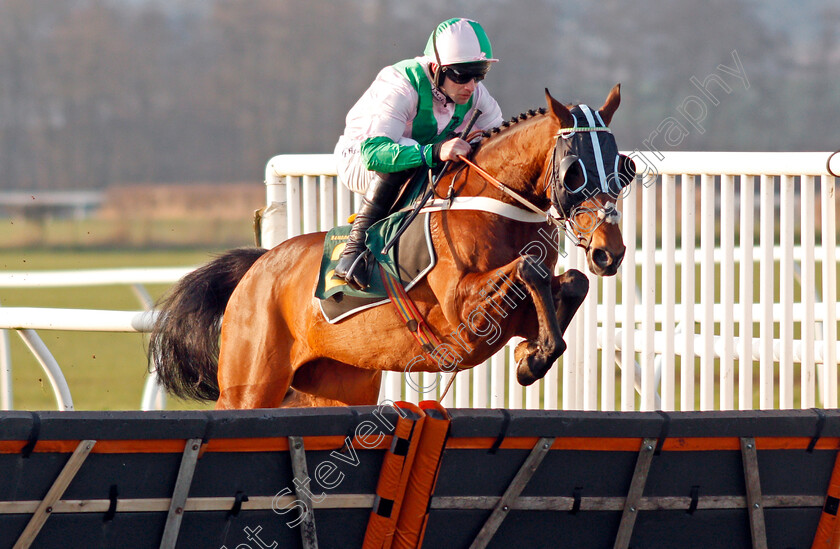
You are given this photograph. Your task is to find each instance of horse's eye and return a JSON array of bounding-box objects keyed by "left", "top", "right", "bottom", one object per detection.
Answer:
[
  {"left": 606, "top": 154, "right": 636, "bottom": 196},
  {"left": 562, "top": 159, "right": 586, "bottom": 194}
]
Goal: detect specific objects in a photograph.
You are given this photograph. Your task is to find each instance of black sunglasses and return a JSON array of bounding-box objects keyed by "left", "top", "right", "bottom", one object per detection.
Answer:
[{"left": 443, "top": 67, "right": 486, "bottom": 85}]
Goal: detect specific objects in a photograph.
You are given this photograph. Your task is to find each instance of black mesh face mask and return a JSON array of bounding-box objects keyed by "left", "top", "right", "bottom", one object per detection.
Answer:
[{"left": 550, "top": 104, "right": 636, "bottom": 216}]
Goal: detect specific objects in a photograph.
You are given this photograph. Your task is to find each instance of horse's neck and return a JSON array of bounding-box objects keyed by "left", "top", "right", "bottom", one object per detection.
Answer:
[
  {"left": 453, "top": 115, "right": 555, "bottom": 204},
  {"left": 431, "top": 115, "right": 560, "bottom": 270}
]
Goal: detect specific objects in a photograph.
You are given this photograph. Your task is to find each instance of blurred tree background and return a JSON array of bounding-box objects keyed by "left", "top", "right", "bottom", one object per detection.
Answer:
[{"left": 1, "top": 0, "right": 838, "bottom": 191}]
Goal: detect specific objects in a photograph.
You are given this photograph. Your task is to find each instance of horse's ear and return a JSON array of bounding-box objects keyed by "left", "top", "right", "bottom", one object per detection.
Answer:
[
  {"left": 598, "top": 83, "right": 621, "bottom": 126},
  {"left": 545, "top": 88, "right": 574, "bottom": 129}
]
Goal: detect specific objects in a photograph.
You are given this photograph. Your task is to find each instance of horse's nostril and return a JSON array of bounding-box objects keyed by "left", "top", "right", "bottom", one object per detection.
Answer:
[
  {"left": 592, "top": 248, "right": 610, "bottom": 268},
  {"left": 613, "top": 249, "right": 625, "bottom": 268}
]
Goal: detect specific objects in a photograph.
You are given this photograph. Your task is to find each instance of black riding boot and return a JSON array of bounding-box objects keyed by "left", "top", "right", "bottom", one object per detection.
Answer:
[{"left": 335, "top": 171, "right": 404, "bottom": 289}]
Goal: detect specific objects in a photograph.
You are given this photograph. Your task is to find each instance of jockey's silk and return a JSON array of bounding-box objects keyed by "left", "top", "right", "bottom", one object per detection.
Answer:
[
  {"left": 392, "top": 60, "right": 475, "bottom": 147},
  {"left": 334, "top": 57, "right": 503, "bottom": 179}
]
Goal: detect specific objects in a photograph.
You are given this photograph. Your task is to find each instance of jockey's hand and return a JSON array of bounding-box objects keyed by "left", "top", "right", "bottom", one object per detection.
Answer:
[{"left": 437, "top": 137, "right": 472, "bottom": 163}]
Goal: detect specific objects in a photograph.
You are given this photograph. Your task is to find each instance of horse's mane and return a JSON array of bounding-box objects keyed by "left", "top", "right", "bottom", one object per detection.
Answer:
[
  {"left": 450, "top": 106, "right": 553, "bottom": 188},
  {"left": 476, "top": 107, "right": 549, "bottom": 143}
]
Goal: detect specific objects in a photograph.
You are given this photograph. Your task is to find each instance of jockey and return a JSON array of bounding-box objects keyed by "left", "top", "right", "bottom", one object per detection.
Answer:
[{"left": 333, "top": 18, "right": 504, "bottom": 289}]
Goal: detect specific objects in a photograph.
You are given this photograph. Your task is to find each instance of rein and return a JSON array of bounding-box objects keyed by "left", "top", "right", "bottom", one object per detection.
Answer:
[
  {"left": 455, "top": 155, "right": 620, "bottom": 249},
  {"left": 429, "top": 107, "right": 628, "bottom": 250},
  {"left": 456, "top": 155, "right": 565, "bottom": 230}
]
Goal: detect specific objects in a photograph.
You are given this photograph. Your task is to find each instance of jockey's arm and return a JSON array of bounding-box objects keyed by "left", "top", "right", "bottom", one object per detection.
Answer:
[
  {"left": 355, "top": 69, "right": 503, "bottom": 173},
  {"left": 360, "top": 136, "right": 437, "bottom": 173}
]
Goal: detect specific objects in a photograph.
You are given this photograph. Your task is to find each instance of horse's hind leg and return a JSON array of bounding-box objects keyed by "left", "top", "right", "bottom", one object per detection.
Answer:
[
  {"left": 281, "top": 388, "right": 358, "bottom": 408},
  {"left": 216, "top": 377, "right": 292, "bottom": 409},
  {"left": 214, "top": 289, "right": 296, "bottom": 410},
  {"left": 289, "top": 359, "right": 382, "bottom": 406}
]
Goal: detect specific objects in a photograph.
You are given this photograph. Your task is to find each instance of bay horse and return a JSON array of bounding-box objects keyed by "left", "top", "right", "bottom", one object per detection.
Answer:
[{"left": 149, "top": 85, "right": 634, "bottom": 409}]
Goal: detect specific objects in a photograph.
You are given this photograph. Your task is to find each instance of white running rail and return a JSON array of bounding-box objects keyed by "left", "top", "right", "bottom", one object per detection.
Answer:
[
  {"left": 263, "top": 151, "right": 840, "bottom": 412},
  {"left": 0, "top": 267, "right": 193, "bottom": 411}
]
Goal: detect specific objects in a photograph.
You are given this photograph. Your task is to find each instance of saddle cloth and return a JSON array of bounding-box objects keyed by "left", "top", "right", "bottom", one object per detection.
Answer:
[{"left": 315, "top": 211, "right": 436, "bottom": 324}]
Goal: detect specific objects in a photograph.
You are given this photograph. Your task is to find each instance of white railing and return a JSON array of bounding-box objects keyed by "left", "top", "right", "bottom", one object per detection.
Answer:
[
  {"left": 1, "top": 152, "right": 836, "bottom": 412},
  {"left": 263, "top": 151, "right": 840, "bottom": 412},
  {"left": 0, "top": 267, "right": 192, "bottom": 411}
]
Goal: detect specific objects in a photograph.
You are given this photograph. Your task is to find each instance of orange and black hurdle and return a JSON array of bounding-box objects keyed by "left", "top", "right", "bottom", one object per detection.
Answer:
[{"left": 0, "top": 407, "right": 838, "bottom": 548}]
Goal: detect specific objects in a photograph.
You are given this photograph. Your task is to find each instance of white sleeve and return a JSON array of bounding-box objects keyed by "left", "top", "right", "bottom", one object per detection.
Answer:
[
  {"left": 342, "top": 66, "right": 418, "bottom": 142},
  {"left": 473, "top": 83, "right": 504, "bottom": 131}
]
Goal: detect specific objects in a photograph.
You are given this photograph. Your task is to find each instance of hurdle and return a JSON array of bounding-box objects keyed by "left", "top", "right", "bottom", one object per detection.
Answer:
[{"left": 1, "top": 406, "right": 838, "bottom": 548}]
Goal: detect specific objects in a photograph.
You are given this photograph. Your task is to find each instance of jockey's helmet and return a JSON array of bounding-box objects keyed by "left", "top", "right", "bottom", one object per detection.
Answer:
[{"left": 424, "top": 18, "right": 498, "bottom": 87}]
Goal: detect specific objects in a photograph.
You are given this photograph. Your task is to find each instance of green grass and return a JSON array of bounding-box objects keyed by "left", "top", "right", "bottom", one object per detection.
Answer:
[{"left": 0, "top": 248, "right": 224, "bottom": 411}]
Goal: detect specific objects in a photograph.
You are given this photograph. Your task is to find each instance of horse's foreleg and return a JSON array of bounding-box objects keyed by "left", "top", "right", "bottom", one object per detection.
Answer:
[
  {"left": 514, "top": 269, "right": 588, "bottom": 385},
  {"left": 552, "top": 269, "right": 590, "bottom": 334},
  {"left": 447, "top": 256, "right": 566, "bottom": 384},
  {"left": 513, "top": 269, "right": 590, "bottom": 387},
  {"left": 512, "top": 255, "right": 569, "bottom": 386}
]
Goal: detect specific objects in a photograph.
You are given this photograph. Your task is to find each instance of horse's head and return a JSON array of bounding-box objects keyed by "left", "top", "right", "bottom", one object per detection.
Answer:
[{"left": 542, "top": 85, "right": 634, "bottom": 276}]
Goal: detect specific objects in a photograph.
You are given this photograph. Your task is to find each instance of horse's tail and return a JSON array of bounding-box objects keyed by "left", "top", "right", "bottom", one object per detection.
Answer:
[{"left": 148, "top": 247, "right": 268, "bottom": 401}]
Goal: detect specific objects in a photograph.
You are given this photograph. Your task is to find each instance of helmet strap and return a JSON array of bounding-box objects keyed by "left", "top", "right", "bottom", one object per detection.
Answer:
[{"left": 432, "top": 29, "right": 443, "bottom": 88}]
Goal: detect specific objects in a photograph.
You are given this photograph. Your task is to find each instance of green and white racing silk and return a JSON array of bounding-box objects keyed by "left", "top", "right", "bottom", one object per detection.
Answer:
[{"left": 335, "top": 57, "right": 503, "bottom": 183}]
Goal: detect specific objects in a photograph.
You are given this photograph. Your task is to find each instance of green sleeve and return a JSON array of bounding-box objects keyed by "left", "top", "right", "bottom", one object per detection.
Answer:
[{"left": 360, "top": 136, "right": 436, "bottom": 173}]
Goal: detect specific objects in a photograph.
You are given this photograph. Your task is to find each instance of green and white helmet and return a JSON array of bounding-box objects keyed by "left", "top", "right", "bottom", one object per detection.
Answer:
[{"left": 423, "top": 18, "right": 499, "bottom": 66}]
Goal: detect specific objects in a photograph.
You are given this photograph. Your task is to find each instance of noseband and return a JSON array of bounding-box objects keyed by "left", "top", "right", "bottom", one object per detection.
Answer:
[
  {"left": 557, "top": 200, "right": 622, "bottom": 250},
  {"left": 458, "top": 151, "right": 622, "bottom": 252},
  {"left": 542, "top": 139, "right": 623, "bottom": 250}
]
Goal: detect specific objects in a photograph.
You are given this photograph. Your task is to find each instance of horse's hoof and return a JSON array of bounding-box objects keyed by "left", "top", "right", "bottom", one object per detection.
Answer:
[
  {"left": 516, "top": 358, "right": 538, "bottom": 386},
  {"left": 515, "top": 341, "right": 542, "bottom": 386},
  {"left": 514, "top": 339, "right": 566, "bottom": 386}
]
